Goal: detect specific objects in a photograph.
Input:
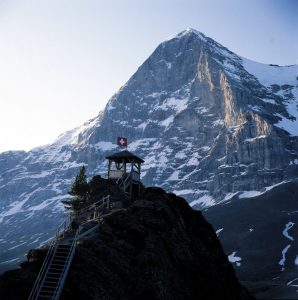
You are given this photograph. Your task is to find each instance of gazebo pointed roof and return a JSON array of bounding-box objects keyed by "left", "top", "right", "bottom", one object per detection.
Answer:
[{"left": 106, "top": 150, "right": 144, "bottom": 163}]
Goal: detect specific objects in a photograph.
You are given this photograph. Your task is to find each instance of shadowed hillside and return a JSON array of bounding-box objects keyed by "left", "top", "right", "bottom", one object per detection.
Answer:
[{"left": 0, "top": 183, "right": 253, "bottom": 300}]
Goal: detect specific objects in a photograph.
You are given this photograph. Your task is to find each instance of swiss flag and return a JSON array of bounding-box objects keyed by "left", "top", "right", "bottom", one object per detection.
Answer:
[{"left": 117, "top": 137, "right": 127, "bottom": 147}]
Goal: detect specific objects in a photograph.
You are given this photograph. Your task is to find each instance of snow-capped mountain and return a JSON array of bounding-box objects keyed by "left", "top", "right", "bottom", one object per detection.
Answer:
[{"left": 0, "top": 28, "right": 297, "bottom": 275}]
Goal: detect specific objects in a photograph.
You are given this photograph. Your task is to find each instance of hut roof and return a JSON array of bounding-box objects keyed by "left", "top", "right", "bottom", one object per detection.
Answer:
[{"left": 106, "top": 150, "right": 144, "bottom": 163}]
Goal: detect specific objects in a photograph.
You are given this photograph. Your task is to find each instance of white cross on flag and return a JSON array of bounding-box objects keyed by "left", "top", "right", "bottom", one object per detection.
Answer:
[{"left": 117, "top": 136, "right": 127, "bottom": 147}]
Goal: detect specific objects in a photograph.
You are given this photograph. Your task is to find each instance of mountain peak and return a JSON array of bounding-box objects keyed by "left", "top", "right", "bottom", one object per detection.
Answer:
[{"left": 165, "top": 27, "right": 207, "bottom": 43}]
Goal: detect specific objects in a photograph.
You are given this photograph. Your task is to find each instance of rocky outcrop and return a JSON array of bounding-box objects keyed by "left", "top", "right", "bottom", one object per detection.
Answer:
[{"left": 0, "top": 188, "right": 253, "bottom": 300}]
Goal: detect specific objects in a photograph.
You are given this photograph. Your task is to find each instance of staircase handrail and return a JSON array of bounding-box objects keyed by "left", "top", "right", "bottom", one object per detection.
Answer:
[
  {"left": 123, "top": 173, "right": 131, "bottom": 188},
  {"left": 75, "top": 195, "right": 111, "bottom": 216},
  {"left": 78, "top": 196, "right": 111, "bottom": 224},
  {"left": 78, "top": 220, "right": 99, "bottom": 240},
  {"left": 116, "top": 175, "right": 123, "bottom": 185},
  {"left": 116, "top": 173, "right": 131, "bottom": 193},
  {"left": 28, "top": 239, "right": 56, "bottom": 300},
  {"left": 56, "top": 215, "right": 72, "bottom": 239}
]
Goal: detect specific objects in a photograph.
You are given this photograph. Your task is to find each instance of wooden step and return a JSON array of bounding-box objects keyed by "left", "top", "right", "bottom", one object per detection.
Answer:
[
  {"left": 48, "top": 266, "right": 63, "bottom": 270},
  {"left": 50, "top": 263, "right": 65, "bottom": 268},
  {"left": 55, "top": 250, "right": 70, "bottom": 254},
  {"left": 41, "top": 285, "right": 56, "bottom": 290},
  {"left": 45, "top": 276, "right": 60, "bottom": 281},
  {"left": 44, "top": 275, "right": 59, "bottom": 280},
  {"left": 52, "top": 258, "right": 67, "bottom": 262},
  {"left": 43, "top": 281, "right": 58, "bottom": 286},
  {"left": 40, "top": 288, "right": 55, "bottom": 294},
  {"left": 46, "top": 271, "right": 62, "bottom": 276},
  {"left": 56, "top": 246, "right": 71, "bottom": 250},
  {"left": 39, "top": 293, "right": 53, "bottom": 299},
  {"left": 53, "top": 254, "right": 69, "bottom": 259}
]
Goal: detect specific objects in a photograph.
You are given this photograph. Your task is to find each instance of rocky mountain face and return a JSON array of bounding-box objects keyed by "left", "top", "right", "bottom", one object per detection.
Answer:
[
  {"left": 0, "top": 28, "right": 297, "bottom": 274},
  {"left": 204, "top": 180, "right": 298, "bottom": 299},
  {"left": 0, "top": 187, "right": 253, "bottom": 300}
]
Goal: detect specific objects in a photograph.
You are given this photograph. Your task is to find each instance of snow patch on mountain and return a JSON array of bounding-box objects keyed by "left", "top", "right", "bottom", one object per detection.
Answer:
[
  {"left": 228, "top": 251, "right": 242, "bottom": 267},
  {"left": 275, "top": 88, "right": 298, "bottom": 136},
  {"left": 29, "top": 195, "right": 66, "bottom": 212},
  {"left": 216, "top": 228, "right": 223, "bottom": 236},
  {"left": 189, "top": 195, "right": 216, "bottom": 208},
  {"left": 154, "top": 97, "right": 188, "bottom": 113},
  {"left": 244, "top": 135, "right": 267, "bottom": 142},
  {"left": 160, "top": 116, "right": 174, "bottom": 128},
  {"left": 287, "top": 277, "right": 298, "bottom": 287},
  {"left": 172, "top": 189, "right": 195, "bottom": 196},
  {"left": 238, "top": 181, "right": 290, "bottom": 199},
  {"left": 239, "top": 190, "right": 262, "bottom": 198},
  {"left": 279, "top": 244, "right": 291, "bottom": 271},
  {"left": 0, "top": 198, "right": 29, "bottom": 223},
  {"left": 93, "top": 141, "right": 118, "bottom": 151},
  {"left": 282, "top": 222, "right": 295, "bottom": 241},
  {"left": 167, "top": 170, "right": 180, "bottom": 181},
  {"left": 242, "top": 58, "right": 298, "bottom": 136},
  {"left": 295, "top": 256, "right": 298, "bottom": 266},
  {"left": 241, "top": 58, "right": 298, "bottom": 87}
]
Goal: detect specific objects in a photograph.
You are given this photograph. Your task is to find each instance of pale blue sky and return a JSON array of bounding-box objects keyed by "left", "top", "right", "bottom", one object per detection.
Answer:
[{"left": 0, "top": 0, "right": 297, "bottom": 152}]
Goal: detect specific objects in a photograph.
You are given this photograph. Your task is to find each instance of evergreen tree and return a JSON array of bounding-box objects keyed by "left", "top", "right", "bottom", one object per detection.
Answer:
[
  {"left": 69, "top": 165, "right": 89, "bottom": 196},
  {"left": 61, "top": 165, "right": 89, "bottom": 216}
]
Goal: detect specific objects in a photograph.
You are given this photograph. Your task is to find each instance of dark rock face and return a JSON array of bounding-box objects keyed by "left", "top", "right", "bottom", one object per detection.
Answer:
[
  {"left": 62, "top": 188, "right": 253, "bottom": 299},
  {"left": 204, "top": 180, "right": 298, "bottom": 299},
  {"left": 0, "top": 255, "right": 45, "bottom": 300},
  {"left": 0, "top": 188, "right": 253, "bottom": 300}
]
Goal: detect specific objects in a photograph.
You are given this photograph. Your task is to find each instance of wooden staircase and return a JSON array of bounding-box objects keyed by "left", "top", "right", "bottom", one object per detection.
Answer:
[
  {"left": 39, "top": 244, "right": 73, "bottom": 298},
  {"left": 28, "top": 195, "right": 111, "bottom": 300},
  {"left": 28, "top": 228, "right": 79, "bottom": 300}
]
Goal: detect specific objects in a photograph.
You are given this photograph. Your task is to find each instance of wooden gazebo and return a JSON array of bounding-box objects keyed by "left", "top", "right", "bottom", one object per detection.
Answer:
[{"left": 106, "top": 150, "right": 144, "bottom": 199}]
